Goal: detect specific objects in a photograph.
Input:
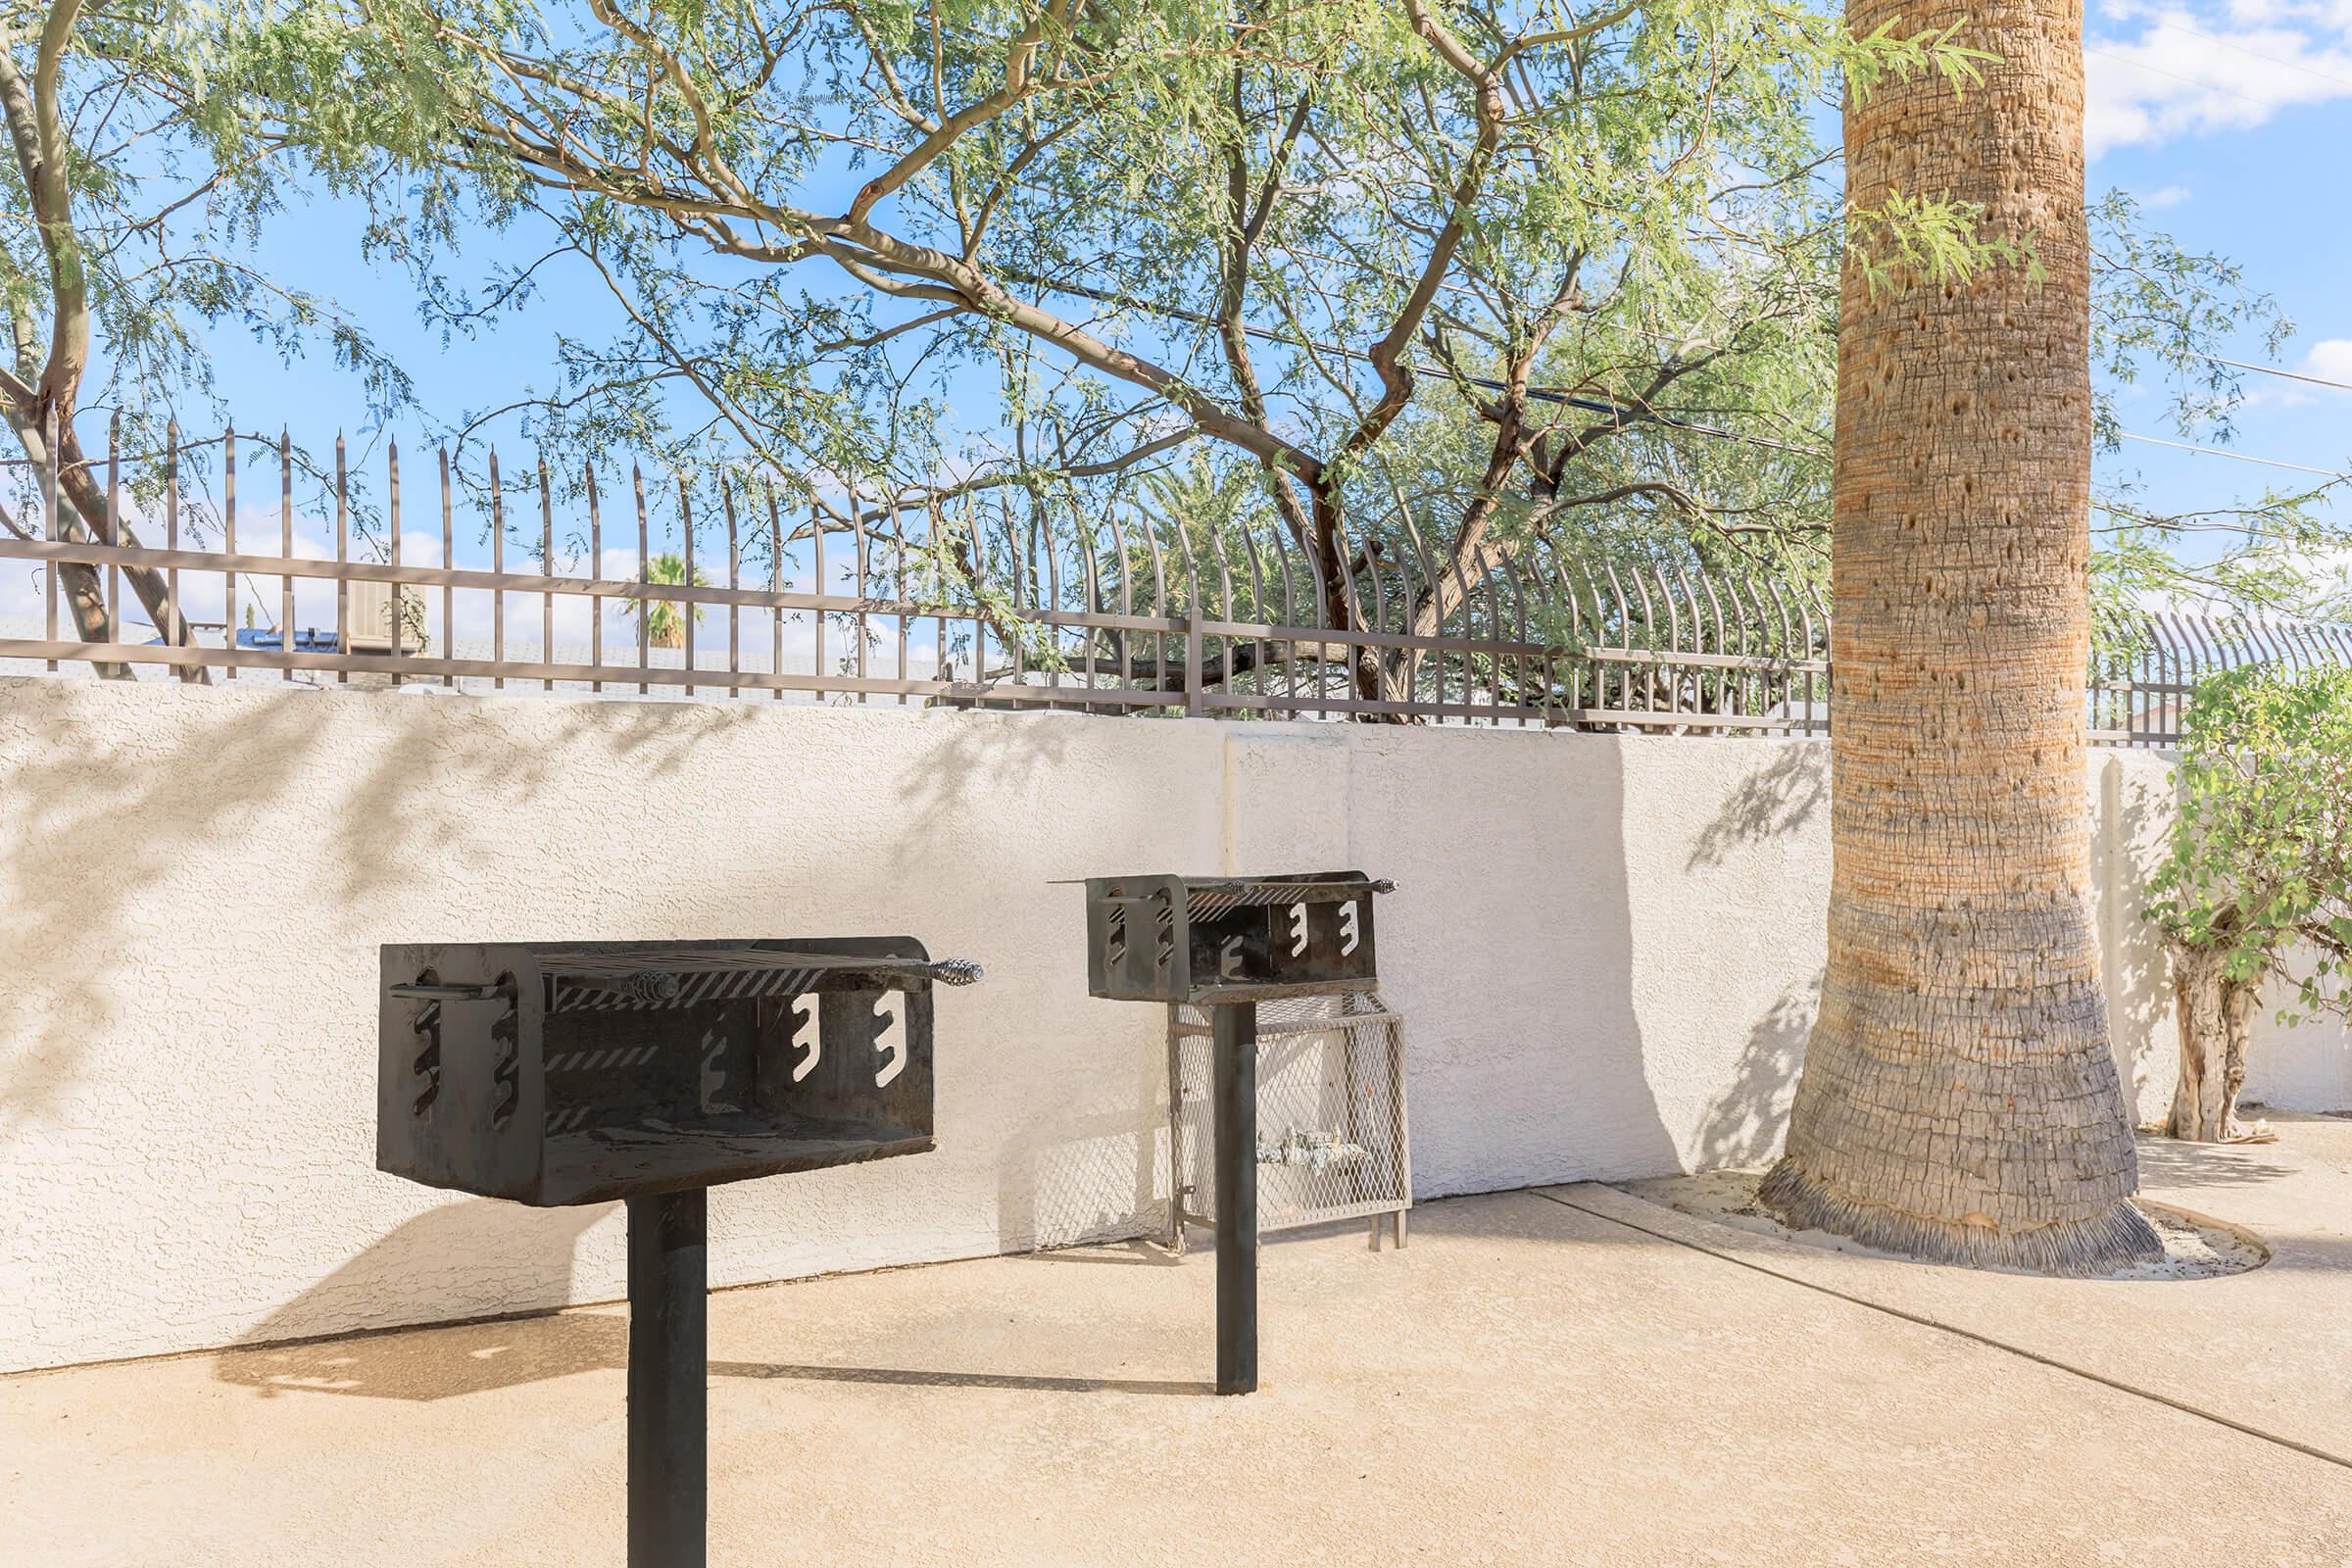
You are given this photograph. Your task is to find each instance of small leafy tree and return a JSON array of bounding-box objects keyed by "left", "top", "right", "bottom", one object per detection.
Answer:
[
  {"left": 2147, "top": 665, "right": 2352, "bottom": 1142},
  {"left": 623, "top": 552, "right": 706, "bottom": 650}
]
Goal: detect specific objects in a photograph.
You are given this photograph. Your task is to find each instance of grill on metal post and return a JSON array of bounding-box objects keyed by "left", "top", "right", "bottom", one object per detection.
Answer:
[
  {"left": 1078, "top": 872, "right": 1397, "bottom": 1395},
  {"left": 376, "top": 938, "right": 982, "bottom": 1568}
]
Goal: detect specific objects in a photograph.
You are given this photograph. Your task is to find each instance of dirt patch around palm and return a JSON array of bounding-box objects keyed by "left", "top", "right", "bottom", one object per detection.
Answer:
[{"left": 1615, "top": 1168, "right": 2269, "bottom": 1280}]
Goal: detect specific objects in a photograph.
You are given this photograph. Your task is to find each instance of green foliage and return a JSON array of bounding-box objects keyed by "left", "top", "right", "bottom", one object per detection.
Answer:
[
  {"left": 623, "top": 551, "right": 707, "bottom": 647},
  {"left": 321, "top": 0, "right": 2030, "bottom": 622},
  {"left": 7, "top": 0, "right": 2331, "bottom": 637},
  {"left": 2084, "top": 189, "right": 2347, "bottom": 616},
  {"left": 2148, "top": 665, "right": 2352, "bottom": 1025},
  {"left": 1846, "top": 190, "right": 2042, "bottom": 302},
  {"left": 0, "top": 0, "right": 477, "bottom": 533}
]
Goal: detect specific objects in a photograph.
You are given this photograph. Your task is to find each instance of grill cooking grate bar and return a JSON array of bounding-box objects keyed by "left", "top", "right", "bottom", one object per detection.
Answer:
[
  {"left": 545, "top": 948, "right": 981, "bottom": 1011},
  {"left": 1180, "top": 877, "right": 1393, "bottom": 918}
]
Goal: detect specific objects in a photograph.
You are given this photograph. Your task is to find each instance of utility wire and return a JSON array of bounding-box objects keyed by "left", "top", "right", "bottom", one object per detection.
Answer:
[
  {"left": 2119, "top": 430, "right": 2352, "bottom": 481},
  {"left": 2152, "top": 21, "right": 2352, "bottom": 93},
  {"left": 2084, "top": 47, "right": 2288, "bottom": 108},
  {"left": 2196, "top": 352, "right": 2352, "bottom": 393}
]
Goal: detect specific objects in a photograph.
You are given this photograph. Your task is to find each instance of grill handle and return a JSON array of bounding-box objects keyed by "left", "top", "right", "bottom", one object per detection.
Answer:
[
  {"left": 568, "top": 970, "right": 685, "bottom": 1004},
  {"left": 388, "top": 980, "right": 514, "bottom": 1003},
  {"left": 926, "top": 957, "right": 985, "bottom": 987}
]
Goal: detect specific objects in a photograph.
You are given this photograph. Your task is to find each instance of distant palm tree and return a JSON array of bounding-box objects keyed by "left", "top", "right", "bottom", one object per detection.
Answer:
[{"left": 624, "top": 552, "right": 707, "bottom": 650}]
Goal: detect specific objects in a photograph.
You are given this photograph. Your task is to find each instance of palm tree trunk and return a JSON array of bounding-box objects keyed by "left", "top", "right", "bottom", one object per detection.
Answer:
[{"left": 1758, "top": 0, "right": 2160, "bottom": 1271}]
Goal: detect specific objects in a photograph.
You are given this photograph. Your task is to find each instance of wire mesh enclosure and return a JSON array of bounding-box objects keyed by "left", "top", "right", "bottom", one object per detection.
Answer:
[{"left": 1167, "top": 991, "right": 1410, "bottom": 1248}]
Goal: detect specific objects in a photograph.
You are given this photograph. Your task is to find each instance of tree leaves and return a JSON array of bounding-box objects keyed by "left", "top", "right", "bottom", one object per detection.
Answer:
[{"left": 2149, "top": 663, "right": 2352, "bottom": 1025}]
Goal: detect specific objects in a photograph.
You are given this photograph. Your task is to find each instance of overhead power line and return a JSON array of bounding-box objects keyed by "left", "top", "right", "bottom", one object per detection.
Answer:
[
  {"left": 2156, "top": 21, "right": 2352, "bottom": 93},
  {"left": 2119, "top": 430, "right": 2352, "bottom": 481},
  {"left": 2083, "top": 47, "right": 2288, "bottom": 108},
  {"left": 2197, "top": 352, "right": 2352, "bottom": 393}
]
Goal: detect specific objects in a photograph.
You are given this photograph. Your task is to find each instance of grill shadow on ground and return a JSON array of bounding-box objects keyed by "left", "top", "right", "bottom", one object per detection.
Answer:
[
  {"left": 1012, "top": 1239, "right": 1182, "bottom": 1266},
  {"left": 219, "top": 1310, "right": 1216, "bottom": 1402},
  {"left": 214, "top": 1223, "right": 1228, "bottom": 1403},
  {"left": 709, "top": 1362, "right": 1210, "bottom": 1396},
  {"left": 217, "top": 1311, "right": 629, "bottom": 1402}
]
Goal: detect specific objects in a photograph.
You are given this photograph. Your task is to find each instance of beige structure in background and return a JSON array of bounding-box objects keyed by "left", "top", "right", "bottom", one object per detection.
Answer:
[{"left": 0, "top": 676, "right": 2339, "bottom": 1372}]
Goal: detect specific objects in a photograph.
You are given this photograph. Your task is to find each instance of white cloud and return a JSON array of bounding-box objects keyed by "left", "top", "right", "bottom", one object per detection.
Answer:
[
  {"left": 2247, "top": 338, "right": 2352, "bottom": 409},
  {"left": 2303, "top": 338, "right": 2352, "bottom": 387},
  {"left": 2140, "top": 182, "right": 2195, "bottom": 206},
  {"left": 2087, "top": 4, "right": 2352, "bottom": 156}
]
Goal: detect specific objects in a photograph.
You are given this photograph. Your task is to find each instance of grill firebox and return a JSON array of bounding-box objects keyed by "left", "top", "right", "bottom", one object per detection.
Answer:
[
  {"left": 379, "top": 938, "right": 974, "bottom": 1205},
  {"left": 1082, "top": 871, "right": 1389, "bottom": 1004}
]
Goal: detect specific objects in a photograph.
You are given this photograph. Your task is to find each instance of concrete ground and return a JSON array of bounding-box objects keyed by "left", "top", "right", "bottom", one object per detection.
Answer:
[{"left": 8, "top": 1120, "right": 2352, "bottom": 1567}]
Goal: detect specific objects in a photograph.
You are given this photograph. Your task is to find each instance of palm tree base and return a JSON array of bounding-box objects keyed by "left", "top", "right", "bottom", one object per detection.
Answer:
[{"left": 1757, "top": 1157, "right": 2164, "bottom": 1277}]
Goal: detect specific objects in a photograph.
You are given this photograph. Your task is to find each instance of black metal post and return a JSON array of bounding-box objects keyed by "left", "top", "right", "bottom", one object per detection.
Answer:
[
  {"left": 627, "top": 1189, "right": 708, "bottom": 1568},
  {"left": 1211, "top": 1001, "right": 1258, "bottom": 1395}
]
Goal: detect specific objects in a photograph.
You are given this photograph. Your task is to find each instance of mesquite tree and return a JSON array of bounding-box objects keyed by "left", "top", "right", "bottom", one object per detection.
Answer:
[
  {"left": 1757, "top": 0, "right": 2162, "bottom": 1273},
  {"left": 2148, "top": 666, "right": 2352, "bottom": 1143},
  {"left": 345, "top": 0, "right": 2027, "bottom": 675},
  {"left": 0, "top": 0, "right": 425, "bottom": 664}
]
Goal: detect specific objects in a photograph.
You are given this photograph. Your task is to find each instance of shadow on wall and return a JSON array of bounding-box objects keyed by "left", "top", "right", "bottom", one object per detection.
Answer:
[
  {"left": 1377, "top": 730, "right": 1685, "bottom": 1200},
  {"left": 893, "top": 711, "right": 1178, "bottom": 1257},
  {"left": 1685, "top": 979, "right": 1819, "bottom": 1173},
  {"left": 2098, "top": 755, "right": 2180, "bottom": 1120},
  {"left": 1684, "top": 744, "right": 1825, "bottom": 873},
  {"left": 0, "top": 689, "right": 332, "bottom": 1136},
  {"left": 889, "top": 708, "right": 1082, "bottom": 884},
  {"left": 1668, "top": 746, "right": 1830, "bottom": 1172},
  {"left": 216, "top": 1199, "right": 615, "bottom": 1399},
  {"left": 324, "top": 693, "right": 765, "bottom": 911},
  {"left": 0, "top": 685, "right": 765, "bottom": 1143}
]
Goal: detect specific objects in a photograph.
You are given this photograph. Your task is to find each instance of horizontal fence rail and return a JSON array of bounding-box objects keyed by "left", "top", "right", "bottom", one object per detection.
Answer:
[{"left": 2, "top": 421, "right": 2345, "bottom": 744}]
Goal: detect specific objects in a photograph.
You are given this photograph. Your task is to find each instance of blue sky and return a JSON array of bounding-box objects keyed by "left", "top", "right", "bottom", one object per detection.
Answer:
[
  {"left": 176, "top": 0, "right": 2352, "bottom": 607},
  {"left": 2082, "top": 0, "right": 2352, "bottom": 557}
]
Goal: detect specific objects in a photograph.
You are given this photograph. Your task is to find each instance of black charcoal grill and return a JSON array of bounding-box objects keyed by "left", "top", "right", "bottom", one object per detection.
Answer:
[
  {"left": 377, "top": 937, "right": 981, "bottom": 1568},
  {"left": 1078, "top": 872, "right": 1390, "bottom": 1394}
]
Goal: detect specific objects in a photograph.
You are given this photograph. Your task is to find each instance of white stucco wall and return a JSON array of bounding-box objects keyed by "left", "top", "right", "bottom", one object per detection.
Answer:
[{"left": 0, "top": 676, "right": 2327, "bottom": 1372}]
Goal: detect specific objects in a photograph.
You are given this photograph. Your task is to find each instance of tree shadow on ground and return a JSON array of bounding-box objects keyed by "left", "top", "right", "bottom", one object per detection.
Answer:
[{"left": 2133, "top": 1135, "right": 2300, "bottom": 1194}]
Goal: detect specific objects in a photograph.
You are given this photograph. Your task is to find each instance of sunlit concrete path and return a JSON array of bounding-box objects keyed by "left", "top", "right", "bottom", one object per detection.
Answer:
[{"left": 8, "top": 1120, "right": 2352, "bottom": 1567}]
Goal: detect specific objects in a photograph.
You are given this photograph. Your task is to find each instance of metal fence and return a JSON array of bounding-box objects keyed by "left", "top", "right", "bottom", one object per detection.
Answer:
[{"left": 2, "top": 423, "right": 2346, "bottom": 745}]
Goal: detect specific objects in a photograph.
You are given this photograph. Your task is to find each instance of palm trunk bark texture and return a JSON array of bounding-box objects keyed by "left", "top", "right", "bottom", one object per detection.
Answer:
[{"left": 1758, "top": 0, "right": 2161, "bottom": 1272}]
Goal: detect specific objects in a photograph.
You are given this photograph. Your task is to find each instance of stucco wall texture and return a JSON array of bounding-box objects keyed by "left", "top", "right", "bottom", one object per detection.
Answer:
[{"left": 2, "top": 676, "right": 2341, "bottom": 1372}]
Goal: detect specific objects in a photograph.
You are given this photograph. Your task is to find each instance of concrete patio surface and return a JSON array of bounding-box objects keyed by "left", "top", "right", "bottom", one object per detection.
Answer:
[{"left": 8, "top": 1120, "right": 2352, "bottom": 1567}]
